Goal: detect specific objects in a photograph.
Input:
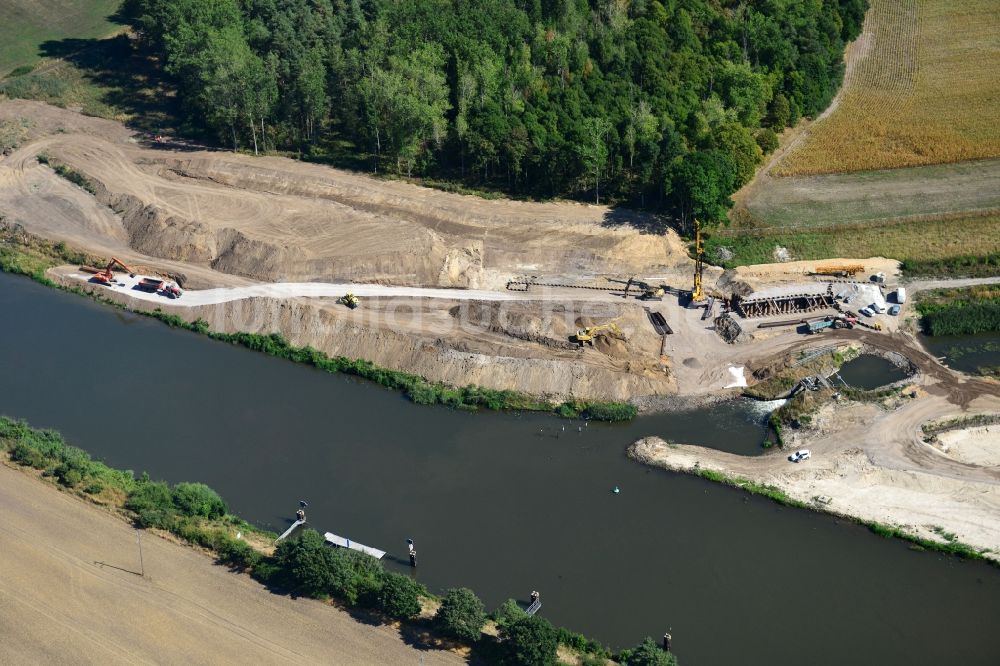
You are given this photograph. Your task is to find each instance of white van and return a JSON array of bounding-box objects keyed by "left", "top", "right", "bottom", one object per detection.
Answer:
[{"left": 896, "top": 287, "right": 907, "bottom": 304}]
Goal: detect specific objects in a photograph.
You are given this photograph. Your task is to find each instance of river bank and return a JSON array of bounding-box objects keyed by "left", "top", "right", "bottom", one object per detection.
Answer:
[
  {"left": 0, "top": 459, "right": 467, "bottom": 666},
  {"left": 0, "top": 235, "right": 636, "bottom": 421},
  {"left": 5, "top": 266, "right": 1000, "bottom": 663},
  {"left": 630, "top": 386, "right": 1000, "bottom": 564}
]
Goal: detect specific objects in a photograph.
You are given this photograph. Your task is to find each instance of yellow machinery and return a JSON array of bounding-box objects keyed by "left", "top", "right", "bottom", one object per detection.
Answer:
[
  {"left": 691, "top": 218, "right": 705, "bottom": 302},
  {"left": 638, "top": 284, "right": 665, "bottom": 301},
  {"left": 813, "top": 264, "right": 865, "bottom": 278},
  {"left": 338, "top": 293, "right": 360, "bottom": 309},
  {"left": 572, "top": 323, "right": 624, "bottom": 346}
]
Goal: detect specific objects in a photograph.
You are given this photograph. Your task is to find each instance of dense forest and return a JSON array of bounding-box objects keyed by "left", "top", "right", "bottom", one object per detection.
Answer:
[{"left": 128, "top": 0, "right": 867, "bottom": 222}]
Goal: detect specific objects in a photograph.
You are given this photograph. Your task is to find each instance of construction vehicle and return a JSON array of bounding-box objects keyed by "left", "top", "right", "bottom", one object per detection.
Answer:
[
  {"left": 89, "top": 257, "right": 135, "bottom": 285},
  {"left": 810, "top": 264, "right": 865, "bottom": 278},
  {"left": 338, "top": 293, "right": 359, "bottom": 309},
  {"left": 807, "top": 319, "right": 835, "bottom": 334},
  {"left": 691, "top": 219, "right": 705, "bottom": 303},
  {"left": 611, "top": 277, "right": 665, "bottom": 301},
  {"left": 572, "top": 323, "right": 624, "bottom": 346},
  {"left": 137, "top": 277, "right": 182, "bottom": 298},
  {"left": 638, "top": 285, "right": 665, "bottom": 301}
]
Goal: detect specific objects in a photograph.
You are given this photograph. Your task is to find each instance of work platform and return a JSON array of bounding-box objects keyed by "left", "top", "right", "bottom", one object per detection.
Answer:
[
  {"left": 733, "top": 284, "right": 835, "bottom": 319},
  {"left": 324, "top": 532, "right": 387, "bottom": 559}
]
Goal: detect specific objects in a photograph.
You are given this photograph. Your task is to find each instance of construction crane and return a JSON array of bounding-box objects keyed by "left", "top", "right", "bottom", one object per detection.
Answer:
[
  {"left": 572, "top": 322, "right": 624, "bottom": 346},
  {"left": 691, "top": 218, "right": 705, "bottom": 302},
  {"left": 91, "top": 257, "right": 136, "bottom": 285}
]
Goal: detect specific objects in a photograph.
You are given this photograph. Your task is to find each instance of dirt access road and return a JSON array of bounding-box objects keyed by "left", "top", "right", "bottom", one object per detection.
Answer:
[
  {"left": 631, "top": 329, "right": 1000, "bottom": 557},
  {"left": 0, "top": 99, "right": 703, "bottom": 401},
  {"left": 0, "top": 462, "right": 465, "bottom": 666}
]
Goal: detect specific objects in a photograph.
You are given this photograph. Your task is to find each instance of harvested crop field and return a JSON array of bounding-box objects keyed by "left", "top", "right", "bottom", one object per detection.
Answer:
[
  {"left": 706, "top": 213, "right": 1000, "bottom": 269},
  {"left": 774, "top": 0, "right": 1000, "bottom": 175},
  {"left": 0, "top": 462, "right": 463, "bottom": 666}
]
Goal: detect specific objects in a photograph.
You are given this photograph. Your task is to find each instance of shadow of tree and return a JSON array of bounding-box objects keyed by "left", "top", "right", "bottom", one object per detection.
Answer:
[
  {"left": 600, "top": 206, "right": 674, "bottom": 235},
  {"left": 37, "top": 34, "right": 182, "bottom": 135}
]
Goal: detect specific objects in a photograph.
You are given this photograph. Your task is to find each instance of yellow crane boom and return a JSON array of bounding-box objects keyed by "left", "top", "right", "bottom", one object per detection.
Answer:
[{"left": 691, "top": 219, "right": 705, "bottom": 302}]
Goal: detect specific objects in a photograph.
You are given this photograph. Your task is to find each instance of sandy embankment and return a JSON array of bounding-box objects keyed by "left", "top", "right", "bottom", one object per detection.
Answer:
[
  {"left": 0, "top": 462, "right": 463, "bottom": 666},
  {"left": 935, "top": 426, "right": 1000, "bottom": 467},
  {"left": 628, "top": 396, "right": 1000, "bottom": 560}
]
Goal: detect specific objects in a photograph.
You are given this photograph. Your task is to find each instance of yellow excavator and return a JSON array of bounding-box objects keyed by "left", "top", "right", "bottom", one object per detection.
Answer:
[
  {"left": 572, "top": 322, "right": 624, "bottom": 346},
  {"left": 338, "top": 293, "right": 359, "bottom": 309}
]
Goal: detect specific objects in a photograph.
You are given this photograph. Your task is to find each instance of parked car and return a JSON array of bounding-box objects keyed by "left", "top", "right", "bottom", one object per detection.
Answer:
[
  {"left": 871, "top": 272, "right": 886, "bottom": 283},
  {"left": 889, "top": 304, "right": 901, "bottom": 316},
  {"left": 788, "top": 449, "right": 812, "bottom": 463},
  {"left": 859, "top": 307, "right": 873, "bottom": 317},
  {"left": 870, "top": 302, "right": 886, "bottom": 314}
]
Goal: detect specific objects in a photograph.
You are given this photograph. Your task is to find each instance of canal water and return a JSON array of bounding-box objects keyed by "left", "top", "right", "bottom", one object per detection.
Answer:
[
  {"left": 921, "top": 332, "right": 1000, "bottom": 376},
  {"left": 2, "top": 271, "right": 999, "bottom": 665},
  {"left": 837, "top": 354, "right": 909, "bottom": 390}
]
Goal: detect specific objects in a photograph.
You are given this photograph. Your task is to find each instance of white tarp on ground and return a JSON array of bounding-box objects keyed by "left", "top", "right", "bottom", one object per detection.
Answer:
[
  {"left": 839, "top": 283, "right": 887, "bottom": 309},
  {"left": 724, "top": 365, "right": 748, "bottom": 388},
  {"left": 324, "top": 532, "right": 386, "bottom": 559}
]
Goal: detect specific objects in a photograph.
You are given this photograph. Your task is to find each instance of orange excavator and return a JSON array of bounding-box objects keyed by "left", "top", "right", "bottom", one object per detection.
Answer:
[{"left": 90, "top": 257, "right": 136, "bottom": 285}]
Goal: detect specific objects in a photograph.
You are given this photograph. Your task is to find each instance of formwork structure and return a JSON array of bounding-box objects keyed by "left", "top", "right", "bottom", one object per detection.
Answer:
[{"left": 733, "top": 285, "right": 835, "bottom": 318}]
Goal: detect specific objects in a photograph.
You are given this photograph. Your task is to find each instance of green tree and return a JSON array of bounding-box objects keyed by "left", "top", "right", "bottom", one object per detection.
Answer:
[
  {"left": 435, "top": 587, "right": 487, "bottom": 642},
  {"left": 274, "top": 529, "right": 337, "bottom": 596},
  {"left": 713, "top": 122, "right": 762, "bottom": 188},
  {"left": 769, "top": 92, "right": 791, "bottom": 128},
  {"left": 492, "top": 598, "right": 528, "bottom": 631},
  {"left": 500, "top": 615, "right": 558, "bottom": 666},
  {"left": 172, "top": 482, "right": 227, "bottom": 518},
  {"left": 377, "top": 572, "right": 424, "bottom": 619},
  {"left": 668, "top": 149, "right": 736, "bottom": 226},
  {"left": 621, "top": 637, "right": 678, "bottom": 666},
  {"left": 579, "top": 116, "right": 612, "bottom": 204}
]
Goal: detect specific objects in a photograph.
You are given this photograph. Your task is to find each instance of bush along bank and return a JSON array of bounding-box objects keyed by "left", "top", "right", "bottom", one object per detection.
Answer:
[
  {"left": 0, "top": 415, "right": 674, "bottom": 665},
  {"left": 916, "top": 284, "right": 1000, "bottom": 336},
  {"left": 689, "top": 464, "right": 997, "bottom": 567},
  {"left": 0, "top": 234, "right": 636, "bottom": 422}
]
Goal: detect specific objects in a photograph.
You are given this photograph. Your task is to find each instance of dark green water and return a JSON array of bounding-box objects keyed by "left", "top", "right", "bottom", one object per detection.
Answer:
[
  {"left": 921, "top": 332, "right": 1000, "bottom": 376},
  {"left": 2, "top": 271, "right": 999, "bottom": 665},
  {"left": 838, "top": 354, "right": 909, "bottom": 389}
]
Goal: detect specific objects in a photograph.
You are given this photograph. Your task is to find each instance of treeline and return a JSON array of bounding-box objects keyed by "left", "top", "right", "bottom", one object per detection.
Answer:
[
  {"left": 0, "top": 415, "right": 677, "bottom": 665},
  {"left": 125, "top": 0, "right": 866, "bottom": 220}
]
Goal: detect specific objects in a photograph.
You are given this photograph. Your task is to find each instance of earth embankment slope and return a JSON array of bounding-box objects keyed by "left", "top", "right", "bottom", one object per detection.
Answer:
[
  {"left": 0, "top": 99, "right": 686, "bottom": 289},
  {"left": 0, "top": 99, "right": 698, "bottom": 402},
  {"left": 0, "top": 462, "right": 464, "bottom": 666}
]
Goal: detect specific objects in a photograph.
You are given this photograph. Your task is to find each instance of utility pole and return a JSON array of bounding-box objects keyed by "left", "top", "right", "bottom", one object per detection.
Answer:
[{"left": 136, "top": 529, "right": 145, "bottom": 577}]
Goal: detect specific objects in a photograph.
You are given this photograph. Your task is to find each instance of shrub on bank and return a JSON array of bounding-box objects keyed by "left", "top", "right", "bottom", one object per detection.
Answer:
[
  {"left": 620, "top": 637, "right": 678, "bottom": 666},
  {"left": 435, "top": 587, "right": 487, "bottom": 642},
  {"left": 172, "top": 482, "right": 227, "bottom": 519},
  {"left": 377, "top": 571, "right": 425, "bottom": 619},
  {"left": 500, "top": 615, "right": 559, "bottom": 666}
]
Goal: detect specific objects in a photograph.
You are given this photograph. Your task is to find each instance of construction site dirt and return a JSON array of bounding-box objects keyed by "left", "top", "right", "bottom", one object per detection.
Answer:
[
  {"left": 0, "top": 99, "right": 944, "bottom": 404},
  {"left": 4, "top": 98, "right": 1000, "bottom": 646}
]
